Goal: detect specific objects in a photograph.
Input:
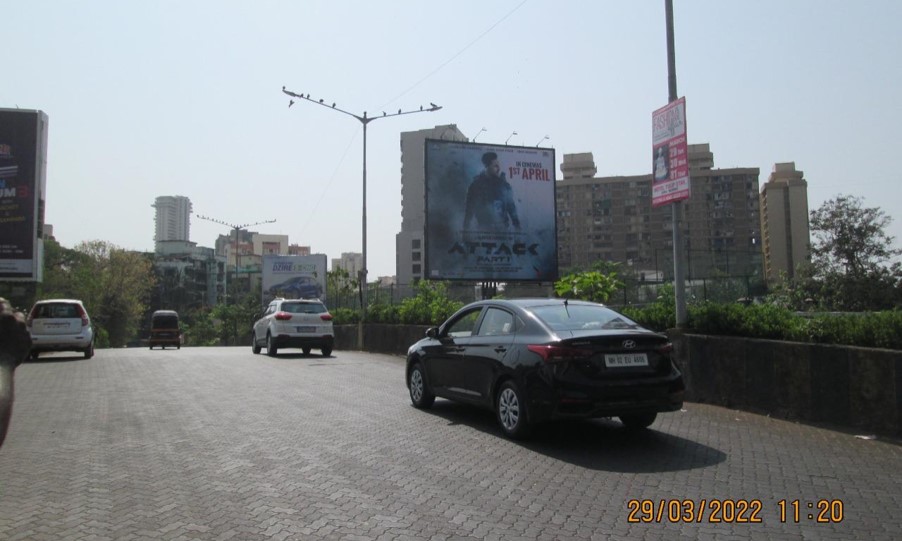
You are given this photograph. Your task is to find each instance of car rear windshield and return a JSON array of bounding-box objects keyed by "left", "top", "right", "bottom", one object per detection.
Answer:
[
  {"left": 530, "top": 304, "right": 640, "bottom": 331},
  {"left": 282, "top": 302, "right": 326, "bottom": 314},
  {"left": 152, "top": 316, "right": 179, "bottom": 329},
  {"left": 33, "top": 303, "right": 81, "bottom": 319}
]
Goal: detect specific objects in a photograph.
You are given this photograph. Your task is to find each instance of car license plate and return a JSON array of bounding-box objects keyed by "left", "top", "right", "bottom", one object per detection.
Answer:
[
  {"left": 604, "top": 353, "right": 648, "bottom": 368},
  {"left": 296, "top": 326, "right": 315, "bottom": 333}
]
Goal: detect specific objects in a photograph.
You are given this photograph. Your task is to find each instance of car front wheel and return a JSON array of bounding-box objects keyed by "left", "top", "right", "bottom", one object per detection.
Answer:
[
  {"left": 251, "top": 332, "right": 261, "bottom": 354},
  {"left": 408, "top": 362, "right": 435, "bottom": 409},
  {"left": 496, "top": 380, "right": 531, "bottom": 439}
]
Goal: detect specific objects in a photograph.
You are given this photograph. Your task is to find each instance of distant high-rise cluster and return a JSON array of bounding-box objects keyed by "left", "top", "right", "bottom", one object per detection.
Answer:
[{"left": 153, "top": 196, "right": 192, "bottom": 244}]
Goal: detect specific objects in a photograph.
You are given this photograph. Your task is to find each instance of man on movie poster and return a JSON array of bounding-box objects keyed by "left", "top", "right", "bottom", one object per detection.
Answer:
[{"left": 424, "top": 141, "right": 557, "bottom": 282}]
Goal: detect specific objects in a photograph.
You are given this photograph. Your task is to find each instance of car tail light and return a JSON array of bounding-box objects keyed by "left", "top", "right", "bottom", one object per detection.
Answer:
[
  {"left": 76, "top": 304, "right": 89, "bottom": 327},
  {"left": 26, "top": 306, "right": 37, "bottom": 328},
  {"left": 274, "top": 312, "right": 293, "bottom": 321},
  {"left": 655, "top": 342, "right": 673, "bottom": 355},
  {"left": 320, "top": 313, "right": 333, "bottom": 321},
  {"left": 527, "top": 344, "right": 593, "bottom": 363}
]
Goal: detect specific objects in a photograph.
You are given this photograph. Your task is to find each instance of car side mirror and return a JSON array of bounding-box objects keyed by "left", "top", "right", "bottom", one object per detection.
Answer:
[{"left": 426, "top": 327, "right": 438, "bottom": 339}]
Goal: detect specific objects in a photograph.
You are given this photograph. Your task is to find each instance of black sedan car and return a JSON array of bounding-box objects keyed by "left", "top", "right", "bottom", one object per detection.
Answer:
[{"left": 405, "top": 298, "right": 685, "bottom": 439}]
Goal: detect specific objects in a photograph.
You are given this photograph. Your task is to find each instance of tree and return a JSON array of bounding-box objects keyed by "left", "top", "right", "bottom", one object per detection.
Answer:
[
  {"left": 804, "top": 195, "right": 902, "bottom": 310},
  {"left": 553, "top": 270, "right": 623, "bottom": 303},
  {"left": 40, "top": 240, "right": 155, "bottom": 347},
  {"left": 327, "top": 267, "right": 359, "bottom": 310}
]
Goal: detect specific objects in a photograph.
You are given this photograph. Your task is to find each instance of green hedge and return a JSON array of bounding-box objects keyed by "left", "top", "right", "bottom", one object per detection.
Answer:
[{"left": 622, "top": 301, "right": 902, "bottom": 350}]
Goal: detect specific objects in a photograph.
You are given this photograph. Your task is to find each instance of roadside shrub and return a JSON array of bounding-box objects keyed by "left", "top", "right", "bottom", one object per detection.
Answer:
[
  {"left": 622, "top": 302, "right": 675, "bottom": 332},
  {"left": 690, "top": 302, "right": 804, "bottom": 340},
  {"left": 368, "top": 303, "right": 400, "bottom": 324},
  {"left": 330, "top": 307, "right": 359, "bottom": 325},
  {"left": 398, "top": 281, "right": 464, "bottom": 325},
  {"left": 801, "top": 311, "right": 902, "bottom": 350},
  {"left": 621, "top": 283, "right": 675, "bottom": 331}
]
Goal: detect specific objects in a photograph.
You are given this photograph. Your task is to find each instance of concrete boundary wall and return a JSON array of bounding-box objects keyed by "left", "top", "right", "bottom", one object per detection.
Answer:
[
  {"left": 335, "top": 325, "right": 902, "bottom": 436},
  {"left": 669, "top": 331, "right": 901, "bottom": 436}
]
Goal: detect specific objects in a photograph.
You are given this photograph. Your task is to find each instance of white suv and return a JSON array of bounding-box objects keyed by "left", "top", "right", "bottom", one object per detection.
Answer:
[
  {"left": 26, "top": 299, "right": 95, "bottom": 359},
  {"left": 252, "top": 298, "right": 334, "bottom": 357}
]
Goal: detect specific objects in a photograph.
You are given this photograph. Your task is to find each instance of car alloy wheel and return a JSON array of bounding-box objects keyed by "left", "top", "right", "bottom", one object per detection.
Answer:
[
  {"left": 496, "top": 381, "right": 530, "bottom": 439},
  {"left": 408, "top": 363, "right": 434, "bottom": 409}
]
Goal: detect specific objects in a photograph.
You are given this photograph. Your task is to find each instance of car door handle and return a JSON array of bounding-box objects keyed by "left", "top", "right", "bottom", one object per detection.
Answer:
[{"left": 494, "top": 346, "right": 507, "bottom": 353}]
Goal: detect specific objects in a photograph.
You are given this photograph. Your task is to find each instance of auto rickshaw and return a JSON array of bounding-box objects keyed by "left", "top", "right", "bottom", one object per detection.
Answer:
[{"left": 149, "top": 310, "right": 181, "bottom": 349}]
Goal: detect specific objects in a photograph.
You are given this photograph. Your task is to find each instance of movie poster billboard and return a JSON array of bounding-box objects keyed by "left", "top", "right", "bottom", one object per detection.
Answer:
[
  {"left": 0, "top": 109, "right": 47, "bottom": 281},
  {"left": 261, "top": 254, "right": 327, "bottom": 306},
  {"left": 651, "top": 97, "right": 690, "bottom": 207},
  {"left": 424, "top": 140, "right": 557, "bottom": 281}
]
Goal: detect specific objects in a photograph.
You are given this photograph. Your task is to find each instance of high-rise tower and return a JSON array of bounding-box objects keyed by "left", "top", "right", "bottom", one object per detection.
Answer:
[{"left": 153, "top": 195, "right": 192, "bottom": 246}]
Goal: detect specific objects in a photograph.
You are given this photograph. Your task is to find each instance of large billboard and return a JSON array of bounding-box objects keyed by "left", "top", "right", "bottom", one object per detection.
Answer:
[
  {"left": 651, "top": 97, "right": 690, "bottom": 207},
  {"left": 0, "top": 109, "right": 47, "bottom": 281},
  {"left": 424, "top": 140, "right": 557, "bottom": 282},
  {"left": 261, "top": 254, "right": 327, "bottom": 306}
]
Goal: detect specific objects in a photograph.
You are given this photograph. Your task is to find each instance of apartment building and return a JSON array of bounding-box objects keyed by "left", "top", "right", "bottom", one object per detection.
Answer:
[
  {"left": 556, "top": 144, "right": 763, "bottom": 281},
  {"left": 760, "top": 162, "right": 810, "bottom": 281}
]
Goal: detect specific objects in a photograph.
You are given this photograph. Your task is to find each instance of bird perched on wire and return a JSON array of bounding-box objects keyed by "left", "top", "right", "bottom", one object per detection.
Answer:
[
  {"left": 332, "top": 103, "right": 336, "bottom": 108},
  {"left": 430, "top": 102, "right": 438, "bottom": 108},
  {"left": 289, "top": 100, "right": 294, "bottom": 108},
  {"left": 319, "top": 99, "right": 324, "bottom": 103}
]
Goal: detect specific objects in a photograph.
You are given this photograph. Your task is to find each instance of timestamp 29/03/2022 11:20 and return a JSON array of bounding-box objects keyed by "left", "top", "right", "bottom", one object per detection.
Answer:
[{"left": 626, "top": 499, "right": 844, "bottom": 524}]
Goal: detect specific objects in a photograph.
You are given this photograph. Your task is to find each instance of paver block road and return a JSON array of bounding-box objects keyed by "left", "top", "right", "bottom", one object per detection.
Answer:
[{"left": 0, "top": 347, "right": 900, "bottom": 540}]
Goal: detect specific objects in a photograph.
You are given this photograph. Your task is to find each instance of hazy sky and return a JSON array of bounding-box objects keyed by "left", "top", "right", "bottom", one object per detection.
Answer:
[{"left": 4, "top": 1, "right": 901, "bottom": 278}]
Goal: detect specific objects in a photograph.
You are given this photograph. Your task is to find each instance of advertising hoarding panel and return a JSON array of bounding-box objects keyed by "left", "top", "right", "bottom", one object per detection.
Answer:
[
  {"left": 261, "top": 254, "right": 327, "bottom": 306},
  {"left": 0, "top": 109, "right": 47, "bottom": 280},
  {"left": 424, "top": 140, "right": 557, "bottom": 281},
  {"left": 651, "top": 97, "right": 690, "bottom": 207}
]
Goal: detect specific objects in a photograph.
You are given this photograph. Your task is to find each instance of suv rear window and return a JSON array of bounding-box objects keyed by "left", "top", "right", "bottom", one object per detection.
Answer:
[{"left": 282, "top": 302, "right": 326, "bottom": 314}]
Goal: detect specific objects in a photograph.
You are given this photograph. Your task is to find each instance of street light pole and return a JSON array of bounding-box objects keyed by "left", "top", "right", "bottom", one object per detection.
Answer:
[{"left": 282, "top": 87, "right": 442, "bottom": 348}]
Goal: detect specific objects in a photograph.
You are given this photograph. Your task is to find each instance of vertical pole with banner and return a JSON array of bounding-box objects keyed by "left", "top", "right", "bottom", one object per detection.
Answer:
[{"left": 664, "top": 0, "right": 687, "bottom": 328}]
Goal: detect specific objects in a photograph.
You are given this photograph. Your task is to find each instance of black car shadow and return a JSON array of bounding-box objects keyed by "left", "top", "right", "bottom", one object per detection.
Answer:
[{"left": 421, "top": 399, "right": 727, "bottom": 473}]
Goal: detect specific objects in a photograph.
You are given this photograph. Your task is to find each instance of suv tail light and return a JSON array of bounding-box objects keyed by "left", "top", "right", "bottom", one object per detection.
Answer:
[
  {"left": 274, "top": 312, "right": 293, "bottom": 321},
  {"left": 26, "top": 305, "right": 37, "bottom": 328},
  {"left": 527, "top": 344, "right": 593, "bottom": 363},
  {"left": 76, "top": 304, "right": 89, "bottom": 327},
  {"left": 320, "top": 313, "right": 333, "bottom": 321}
]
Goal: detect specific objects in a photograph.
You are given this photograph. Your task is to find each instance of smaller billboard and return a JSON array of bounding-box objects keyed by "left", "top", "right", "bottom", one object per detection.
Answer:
[
  {"left": 651, "top": 97, "right": 690, "bottom": 207},
  {"left": 261, "top": 254, "right": 327, "bottom": 306},
  {"left": 424, "top": 140, "right": 558, "bottom": 282}
]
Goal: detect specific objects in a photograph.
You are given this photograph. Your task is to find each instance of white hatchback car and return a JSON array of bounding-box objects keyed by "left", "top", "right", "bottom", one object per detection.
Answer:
[
  {"left": 252, "top": 298, "right": 334, "bottom": 357},
  {"left": 26, "top": 299, "right": 95, "bottom": 359}
]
